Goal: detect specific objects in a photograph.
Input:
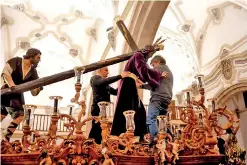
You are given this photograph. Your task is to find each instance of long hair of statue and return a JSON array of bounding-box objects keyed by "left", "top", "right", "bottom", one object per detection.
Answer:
[{"left": 111, "top": 77, "right": 147, "bottom": 138}]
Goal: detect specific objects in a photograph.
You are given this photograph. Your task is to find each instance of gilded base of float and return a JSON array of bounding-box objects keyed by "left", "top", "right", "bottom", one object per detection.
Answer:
[{"left": 0, "top": 153, "right": 224, "bottom": 165}]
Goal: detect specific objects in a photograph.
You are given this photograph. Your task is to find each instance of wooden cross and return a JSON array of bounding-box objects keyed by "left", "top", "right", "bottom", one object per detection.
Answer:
[{"left": 116, "top": 20, "right": 139, "bottom": 51}]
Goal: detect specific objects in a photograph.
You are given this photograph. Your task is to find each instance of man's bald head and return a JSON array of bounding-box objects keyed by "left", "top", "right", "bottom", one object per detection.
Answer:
[{"left": 97, "top": 67, "right": 109, "bottom": 78}]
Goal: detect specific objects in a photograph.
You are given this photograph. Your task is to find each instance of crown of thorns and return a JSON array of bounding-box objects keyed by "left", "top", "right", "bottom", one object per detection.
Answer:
[{"left": 142, "top": 37, "right": 166, "bottom": 54}]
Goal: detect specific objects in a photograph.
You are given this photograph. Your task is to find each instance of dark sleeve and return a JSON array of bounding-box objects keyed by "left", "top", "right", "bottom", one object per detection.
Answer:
[
  {"left": 134, "top": 52, "right": 162, "bottom": 87},
  {"left": 32, "top": 68, "right": 39, "bottom": 80},
  {"left": 141, "top": 84, "right": 152, "bottom": 90},
  {"left": 109, "top": 87, "right": 118, "bottom": 95},
  {"left": 6, "top": 57, "right": 20, "bottom": 71},
  {"left": 31, "top": 68, "right": 43, "bottom": 90},
  {"left": 91, "top": 75, "right": 121, "bottom": 86}
]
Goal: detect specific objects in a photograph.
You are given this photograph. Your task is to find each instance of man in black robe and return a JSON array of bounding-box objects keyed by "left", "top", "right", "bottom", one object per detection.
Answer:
[
  {"left": 88, "top": 67, "right": 130, "bottom": 144},
  {"left": 1, "top": 48, "right": 43, "bottom": 142}
]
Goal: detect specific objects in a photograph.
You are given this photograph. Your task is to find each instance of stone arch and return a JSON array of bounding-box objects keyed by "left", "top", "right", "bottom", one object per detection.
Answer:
[{"left": 215, "top": 81, "right": 247, "bottom": 106}]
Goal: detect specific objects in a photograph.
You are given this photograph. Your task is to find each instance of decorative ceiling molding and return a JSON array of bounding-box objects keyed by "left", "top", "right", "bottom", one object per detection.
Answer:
[
  {"left": 204, "top": 50, "right": 247, "bottom": 88},
  {"left": 231, "top": 0, "right": 247, "bottom": 10},
  {"left": 3, "top": 2, "right": 95, "bottom": 64},
  {"left": 202, "top": 35, "right": 247, "bottom": 70},
  {"left": 19, "top": 41, "right": 30, "bottom": 49},
  {"left": 176, "top": 20, "right": 195, "bottom": 34},
  {"left": 107, "top": 29, "right": 117, "bottom": 51},
  {"left": 1, "top": 16, "right": 13, "bottom": 28},
  {"left": 196, "top": 1, "right": 232, "bottom": 67},
  {"left": 12, "top": 3, "right": 25, "bottom": 12},
  {"left": 86, "top": 27, "right": 97, "bottom": 42},
  {"left": 180, "top": 24, "right": 192, "bottom": 32},
  {"left": 159, "top": 27, "right": 199, "bottom": 73},
  {"left": 171, "top": 2, "right": 198, "bottom": 64},
  {"left": 235, "top": 53, "right": 247, "bottom": 65},
  {"left": 208, "top": 7, "right": 224, "bottom": 24},
  {"left": 221, "top": 59, "right": 233, "bottom": 80}
]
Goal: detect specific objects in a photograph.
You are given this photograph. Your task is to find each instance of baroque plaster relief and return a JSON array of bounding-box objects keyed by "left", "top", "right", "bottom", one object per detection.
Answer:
[
  {"left": 204, "top": 50, "right": 247, "bottom": 95},
  {"left": 5, "top": 2, "right": 99, "bottom": 62},
  {"left": 1, "top": 17, "right": 8, "bottom": 28},
  {"left": 107, "top": 29, "right": 117, "bottom": 51},
  {"left": 86, "top": 28, "right": 97, "bottom": 42},
  {"left": 221, "top": 59, "right": 233, "bottom": 80},
  {"left": 209, "top": 7, "right": 223, "bottom": 24}
]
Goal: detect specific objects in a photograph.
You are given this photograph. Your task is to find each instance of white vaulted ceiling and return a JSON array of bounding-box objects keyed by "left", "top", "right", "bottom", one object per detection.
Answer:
[{"left": 0, "top": 0, "right": 131, "bottom": 106}]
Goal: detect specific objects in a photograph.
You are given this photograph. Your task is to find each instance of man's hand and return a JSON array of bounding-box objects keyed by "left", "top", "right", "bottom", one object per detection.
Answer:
[
  {"left": 31, "top": 87, "right": 41, "bottom": 96},
  {"left": 8, "top": 83, "right": 16, "bottom": 91},
  {"left": 8, "top": 83, "right": 16, "bottom": 88},
  {"left": 121, "top": 71, "right": 131, "bottom": 78},
  {"left": 161, "top": 71, "right": 169, "bottom": 78},
  {"left": 136, "top": 79, "right": 144, "bottom": 88}
]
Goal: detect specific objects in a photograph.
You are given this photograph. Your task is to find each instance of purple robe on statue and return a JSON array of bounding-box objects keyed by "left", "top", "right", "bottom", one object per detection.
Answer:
[{"left": 111, "top": 51, "right": 162, "bottom": 140}]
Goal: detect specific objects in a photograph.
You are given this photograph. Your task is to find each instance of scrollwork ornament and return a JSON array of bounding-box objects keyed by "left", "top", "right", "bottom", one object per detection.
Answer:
[{"left": 221, "top": 59, "right": 232, "bottom": 80}]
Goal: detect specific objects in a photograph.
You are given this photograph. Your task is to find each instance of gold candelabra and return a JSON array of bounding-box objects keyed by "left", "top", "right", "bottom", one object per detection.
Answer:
[{"left": 1, "top": 72, "right": 245, "bottom": 165}]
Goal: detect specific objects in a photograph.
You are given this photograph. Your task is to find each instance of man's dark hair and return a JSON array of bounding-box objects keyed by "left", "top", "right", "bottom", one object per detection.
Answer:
[
  {"left": 23, "top": 48, "right": 41, "bottom": 59},
  {"left": 150, "top": 55, "right": 166, "bottom": 65}
]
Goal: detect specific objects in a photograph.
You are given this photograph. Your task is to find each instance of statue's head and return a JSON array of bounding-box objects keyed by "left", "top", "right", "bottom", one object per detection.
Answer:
[
  {"left": 140, "top": 37, "right": 166, "bottom": 60},
  {"left": 23, "top": 48, "right": 42, "bottom": 66}
]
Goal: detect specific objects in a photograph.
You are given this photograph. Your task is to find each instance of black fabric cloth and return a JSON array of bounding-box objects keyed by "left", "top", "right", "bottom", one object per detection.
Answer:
[
  {"left": 88, "top": 74, "right": 121, "bottom": 144},
  {"left": 1, "top": 57, "right": 39, "bottom": 110},
  {"left": 111, "top": 77, "right": 147, "bottom": 140}
]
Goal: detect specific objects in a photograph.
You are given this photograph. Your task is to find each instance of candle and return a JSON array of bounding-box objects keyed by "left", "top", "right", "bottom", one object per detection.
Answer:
[
  {"left": 212, "top": 100, "right": 215, "bottom": 112},
  {"left": 54, "top": 99, "right": 58, "bottom": 113},
  {"left": 32, "top": 133, "right": 35, "bottom": 142},
  {"left": 77, "top": 71, "right": 81, "bottom": 83},
  {"left": 198, "top": 76, "right": 203, "bottom": 88},
  {"left": 186, "top": 91, "right": 190, "bottom": 105},
  {"left": 26, "top": 109, "right": 31, "bottom": 125},
  {"left": 69, "top": 106, "right": 73, "bottom": 115}
]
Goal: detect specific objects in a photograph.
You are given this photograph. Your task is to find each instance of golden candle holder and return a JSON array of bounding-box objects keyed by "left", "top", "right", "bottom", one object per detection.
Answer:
[
  {"left": 22, "top": 104, "right": 37, "bottom": 152},
  {"left": 48, "top": 96, "right": 63, "bottom": 139},
  {"left": 71, "top": 67, "right": 85, "bottom": 104}
]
